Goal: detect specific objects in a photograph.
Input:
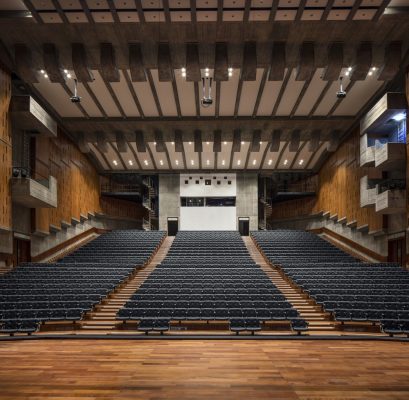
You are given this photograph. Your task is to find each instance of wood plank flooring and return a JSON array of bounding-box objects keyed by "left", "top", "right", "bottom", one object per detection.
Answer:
[{"left": 0, "top": 339, "right": 409, "bottom": 399}]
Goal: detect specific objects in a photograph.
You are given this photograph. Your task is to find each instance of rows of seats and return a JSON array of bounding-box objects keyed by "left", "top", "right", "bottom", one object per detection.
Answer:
[
  {"left": 60, "top": 230, "right": 165, "bottom": 265},
  {"left": 251, "top": 230, "right": 409, "bottom": 336},
  {"left": 117, "top": 231, "right": 307, "bottom": 335},
  {"left": 0, "top": 230, "right": 166, "bottom": 336}
]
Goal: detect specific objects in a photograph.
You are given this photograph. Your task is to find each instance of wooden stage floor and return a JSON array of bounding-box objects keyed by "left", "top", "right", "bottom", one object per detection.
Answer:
[{"left": 0, "top": 339, "right": 409, "bottom": 399}]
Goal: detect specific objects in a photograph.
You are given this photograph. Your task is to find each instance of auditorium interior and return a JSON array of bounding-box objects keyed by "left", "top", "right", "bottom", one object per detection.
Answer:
[{"left": 1, "top": 0, "right": 409, "bottom": 398}]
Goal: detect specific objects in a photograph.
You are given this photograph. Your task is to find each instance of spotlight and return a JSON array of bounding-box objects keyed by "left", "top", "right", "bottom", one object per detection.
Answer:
[
  {"left": 144, "top": 160, "right": 148, "bottom": 165},
  {"left": 222, "top": 160, "right": 225, "bottom": 165},
  {"left": 392, "top": 113, "right": 406, "bottom": 122},
  {"left": 181, "top": 67, "right": 186, "bottom": 73},
  {"left": 237, "top": 160, "right": 241, "bottom": 165},
  {"left": 368, "top": 71, "right": 373, "bottom": 76},
  {"left": 44, "top": 74, "right": 48, "bottom": 79},
  {"left": 64, "top": 69, "right": 68, "bottom": 73},
  {"left": 299, "top": 159, "right": 304, "bottom": 165},
  {"left": 252, "top": 160, "right": 256, "bottom": 165},
  {"left": 175, "top": 160, "right": 179, "bottom": 165},
  {"left": 336, "top": 76, "right": 346, "bottom": 99},
  {"left": 113, "top": 160, "right": 118, "bottom": 166},
  {"left": 268, "top": 159, "right": 272, "bottom": 165},
  {"left": 66, "top": 73, "right": 72, "bottom": 79},
  {"left": 128, "top": 160, "right": 133, "bottom": 166},
  {"left": 241, "top": 141, "right": 244, "bottom": 145},
  {"left": 283, "top": 159, "right": 288, "bottom": 165},
  {"left": 160, "top": 160, "right": 164, "bottom": 165},
  {"left": 40, "top": 69, "right": 45, "bottom": 74}
]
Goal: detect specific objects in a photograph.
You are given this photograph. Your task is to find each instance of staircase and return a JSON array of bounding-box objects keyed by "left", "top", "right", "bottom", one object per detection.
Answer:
[
  {"left": 242, "top": 236, "right": 337, "bottom": 333},
  {"left": 80, "top": 236, "right": 174, "bottom": 332}
]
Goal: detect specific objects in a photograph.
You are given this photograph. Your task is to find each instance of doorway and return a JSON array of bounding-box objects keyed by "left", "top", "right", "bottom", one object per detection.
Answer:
[
  {"left": 238, "top": 218, "right": 250, "bottom": 236},
  {"left": 167, "top": 218, "right": 179, "bottom": 236},
  {"left": 13, "top": 238, "right": 31, "bottom": 266},
  {"left": 388, "top": 237, "right": 406, "bottom": 267}
]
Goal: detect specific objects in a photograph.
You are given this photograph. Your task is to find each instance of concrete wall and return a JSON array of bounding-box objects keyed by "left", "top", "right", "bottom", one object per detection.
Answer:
[
  {"left": 236, "top": 173, "right": 258, "bottom": 231},
  {"left": 159, "top": 174, "right": 180, "bottom": 231}
]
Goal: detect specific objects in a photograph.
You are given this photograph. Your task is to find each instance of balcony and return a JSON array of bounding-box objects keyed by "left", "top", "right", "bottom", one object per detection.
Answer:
[
  {"left": 375, "top": 189, "right": 405, "bottom": 214},
  {"left": 360, "top": 176, "right": 377, "bottom": 208},
  {"left": 12, "top": 176, "right": 57, "bottom": 208},
  {"left": 374, "top": 142, "right": 406, "bottom": 169}
]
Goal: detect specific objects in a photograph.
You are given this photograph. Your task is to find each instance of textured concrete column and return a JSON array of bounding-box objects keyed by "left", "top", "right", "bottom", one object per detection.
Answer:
[
  {"left": 236, "top": 173, "right": 258, "bottom": 231},
  {"left": 159, "top": 174, "right": 180, "bottom": 231}
]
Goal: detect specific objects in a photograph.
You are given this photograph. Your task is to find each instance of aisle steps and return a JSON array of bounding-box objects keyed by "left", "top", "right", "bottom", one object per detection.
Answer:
[
  {"left": 80, "top": 236, "right": 174, "bottom": 330},
  {"left": 242, "top": 236, "right": 336, "bottom": 332}
]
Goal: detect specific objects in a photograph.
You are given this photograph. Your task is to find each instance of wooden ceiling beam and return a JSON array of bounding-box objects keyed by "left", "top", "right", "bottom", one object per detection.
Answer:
[
  {"left": 308, "top": 129, "right": 321, "bottom": 152},
  {"left": 174, "top": 130, "right": 183, "bottom": 152},
  {"left": 154, "top": 130, "right": 166, "bottom": 152},
  {"left": 323, "top": 42, "right": 344, "bottom": 81},
  {"left": 379, "top": 41, "right": 401, "bottom": 81},
  {"left": 232, "top": 129, "right": 241, "bottom": 152},
  {"left": 186, "top": 43, "right": 201, "bottom": 82},
  {"left": 241, "top": 41, "right": 257, "bottom": 81},
  {"left": 158, "top": 42, "right": 172, "bottom": 82},
  {"left": 270, "top": 129, "right": 281, "bottom": 152},
  {"left": 14, "top": 44, "right": 38, "bottom": 83},
  {"left": 77, "top": 132, "right": 90, "bottom": 153},
  {"left": 251, "top": 129, "right": 261, "bottom": 152},
  {"left": 72, "top": 43, "right": 93, "bottom": 83},
  {"left": 289, "top": 129, "right": 301, "bottom": 152},
  {"left": 268, "top": 42, "right": 286, "bottom": 81},
  {"left": 194, "top": 130, "right": 202, "bottom": 153},
  {"left": 100, "top": 43, "right": 120, "bottom": 82},
  {"left": 129, "top": 43, "right": 146, "bottom": 82},
  {"left": 296, "top": 42, "right": 315, "bottom": 81},
  {"left": 327, "top": 129, "right": 341, "bottom": 152},
  {"left": 115, "top": 131, "right": 128, "bottom": 153},
  {"left": 350, "top": 42, "right": 372, "bottom": 81},
  {"left": 43, "top": 43, "right": 64, "bottom": 83},
  {"left": 135, "top": 130, "right": 146, "bottom": 152},
  {"left": 213, "top": 130, "right": 221, "bottom": 153},
  {"left": 214, "top": 42, "right": 228, "bottom": 82},
  {"left": 96, "top": 131, "right": 109, "bottom": 153}
]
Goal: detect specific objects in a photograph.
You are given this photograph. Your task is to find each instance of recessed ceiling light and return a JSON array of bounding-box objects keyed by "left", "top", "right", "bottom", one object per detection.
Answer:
[
  {"left": 153, "top": 141, "right": 157, "bottom": 145},
  {"left": 66, "top": 73, "right": 72, "bottom": 79},
  {"left": 175, "top": 160, "right": 179, "bottom": 165},
  {"left": 252, "top": 160, "right": 256, "bottom": 165},
  {"left": 205, "top": 68, "right": 209, "bottom": 73},
  {"left": 222, "top": 160, "right": 225, "bottom": 165},
  {"left": 207, "top": 159, "right": 210, "bottom": 165},
  {"left": 171, "top": 141, "right": 175, "bottom": 145},
  {"left": 237, "top": 160, "right": 241, "bottom": 165},
  {"left": 348, "top": 67, "right": 352, "bottom": 71},
  {"left": 44, "top": 74, "right": 48, "bottom": 78},
  {"left": 259, "top": 141, "right": 262, "bottom": 144},
  {"left": 189, "top": 142, "right": 192, "bottom": 145},
  {"left": 268, "top": 159, "right": 272, "bottom": 165},
  {"left": 63, "top": 69, "right": 68, "bottom": 73},
  {"left": 368, "top": 71, "right": 373, "bottom": 76},
  {"left": 223, "top": 141, "right": 227, "bottom": 145},
  {"left": 241, "top": 141, "right": 244, "bottom": 145},
  {"left": 160, "top": 160, "right": 164, "bottom": 165},
  {"left": 144, "top": 160, "right": 148, "bottom": 165},
  {"left": 283, "top": 159, "right": 288, "bottom": 165},
  {"left": 191, "top": 160, "right": 194, "bottom": 165},
  {"left": 228, "top": 72, "right": 233, "bottom": 77},
  {"left": 392, "top": 113, "right": 406, "bottom": 122},
  {"left": 345, "top": 71, "right": 350, "bottom": 76},
  {"left": 181, "top": 67, "right": 186, "bottom": 73},
  {"left": 206, "top": 141, "right": 210, "bottom": 145},
  {"left": 113, "top": 160, "right": 118, "bottom": 166},
  {"left": 128, "top": 160, "right": 133, "bottom": 166},
  {"left": 181, "top": 71, "right": 186, "bottom": 77},
  {"left": 40, "top": 69, "right": 45, "bottom": 74},
  {"left": 371, "top": 67, "right": 376, "bottom": 71},
  {"left": 299, "top": 159, "right": 304, "bottom": 165},
  {"left": 228, "top": 67, "right": 233, "bottom": 73}
]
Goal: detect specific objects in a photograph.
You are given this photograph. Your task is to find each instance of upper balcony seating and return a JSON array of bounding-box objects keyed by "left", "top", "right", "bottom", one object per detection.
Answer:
[{"left": 251, "top": 230, "right": 409, "bottom": 336}]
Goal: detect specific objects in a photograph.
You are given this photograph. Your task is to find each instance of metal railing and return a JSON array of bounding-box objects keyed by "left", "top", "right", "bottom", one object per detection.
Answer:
[{"left": 100, "top": 183, "right": 140, "bottom": 193}]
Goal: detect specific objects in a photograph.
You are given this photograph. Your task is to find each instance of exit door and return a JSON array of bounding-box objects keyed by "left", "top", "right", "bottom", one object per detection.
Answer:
[
  {"left": 167, "top": 218, "right": 178, "bottom": 236},
  {"left": 239, "top": 218, "right": 250, "bottom": 236}
]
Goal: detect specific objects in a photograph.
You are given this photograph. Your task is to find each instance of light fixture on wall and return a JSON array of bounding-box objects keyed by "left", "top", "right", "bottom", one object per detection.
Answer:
[{"left": 392, "top": 112, "right": 406, "bottom": 122}]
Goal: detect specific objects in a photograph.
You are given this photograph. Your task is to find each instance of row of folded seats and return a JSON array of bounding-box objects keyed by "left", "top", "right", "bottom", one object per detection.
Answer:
[
  {"left": 251, "top": 230, "right": 409, "bottom": 336},
  {"left": 0, "top": 230, "right": 166, "bottom": 335},
  {"left": 117, "top": 231, "right": 308, "bottom": 335}
]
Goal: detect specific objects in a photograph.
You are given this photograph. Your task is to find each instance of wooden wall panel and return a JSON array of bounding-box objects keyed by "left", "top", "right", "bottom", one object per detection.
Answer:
[
  {"left": 0, "top": 66, "right": 12, "bottom": 231},
  {"left": 314, "top": 129, "right": 383, "bottom": 232},
  {"left": 100, "top": 196, "right": 147, "bottom": 221},
  {"left": 269, "top": 128, "right": 383, "bottom": 233},
  {"left": 270, "top": 197, "right": 316, "bottom": 220},
  {"left": 34, "top": 131, "right": 101, "bottom": 233}
]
